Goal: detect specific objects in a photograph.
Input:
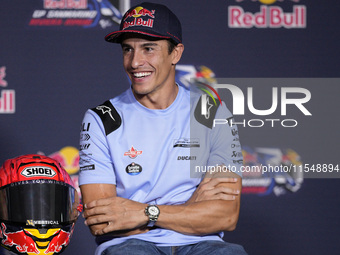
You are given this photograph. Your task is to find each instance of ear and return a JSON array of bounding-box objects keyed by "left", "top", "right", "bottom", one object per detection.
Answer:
[{"left": 171, "top": 43, "right": 184, "bottom": 65}]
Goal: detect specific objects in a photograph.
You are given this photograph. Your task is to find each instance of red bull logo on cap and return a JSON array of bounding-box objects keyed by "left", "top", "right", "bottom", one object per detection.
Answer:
[
  {"left": 122, "top": 6, "right": 155, "bottom": 30},
  {"left": 124, "top": 6, "right": 155, "bottom": 20}
]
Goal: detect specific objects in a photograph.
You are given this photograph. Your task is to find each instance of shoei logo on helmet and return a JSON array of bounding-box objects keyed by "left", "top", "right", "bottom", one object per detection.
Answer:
[{"left": 21, "top": 166, "right": 57, "bottom": 178}]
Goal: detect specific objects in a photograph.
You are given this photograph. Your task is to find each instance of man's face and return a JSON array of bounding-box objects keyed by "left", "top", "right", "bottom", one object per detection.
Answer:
[{"left": 121, "top": 35, "right": 178, "bottom": 97}]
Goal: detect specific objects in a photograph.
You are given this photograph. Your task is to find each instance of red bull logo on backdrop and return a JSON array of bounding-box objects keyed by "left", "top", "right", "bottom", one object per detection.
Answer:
[
  {"left": 0, "top": 66, "right": 15, "bottom": 114},
  {"left": 47, "top": 146, "right": 81, "bottom": 197},
  {"left": 229, "top": 0, "right": 307, "bottom": 28}
]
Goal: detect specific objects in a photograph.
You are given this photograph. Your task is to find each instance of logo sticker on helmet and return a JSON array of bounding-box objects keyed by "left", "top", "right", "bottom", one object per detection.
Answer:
[{"left": 21, "top": 166, "right": 57, "bottom": 178}]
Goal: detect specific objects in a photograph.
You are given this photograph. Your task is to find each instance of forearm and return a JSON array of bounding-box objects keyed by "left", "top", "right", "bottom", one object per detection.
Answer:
[
  {"left": 81, "top": 184, "right": 150, "bottom": 236},
  {"left": 157, "top": 199, "right": 240, "bottom": 235},
  {"left": 156, "top": 172, "right": 242, "bottom": 235},
  {"left": 81, "top": 184, "right": 114, "bottom": 235},
  {"left": 82, "top": 175, "right": 242, "bottom": 236}
]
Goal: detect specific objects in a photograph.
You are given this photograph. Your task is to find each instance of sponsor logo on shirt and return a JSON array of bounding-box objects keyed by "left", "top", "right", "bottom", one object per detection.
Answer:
[
  {"left": 126, "top": 162, "right": 142, "bottom": 175},
  {"left": 124, "top": 146, "right": 142, "bottom": 158},
  {"left": 177, "top": 156, "right": 197, "bottom": 160},
  {"left": 80, "top": 165, "right": 95, "bottom": 171},
  {"left": 173, "top": 138, "right": 200, "bottom": 148}
]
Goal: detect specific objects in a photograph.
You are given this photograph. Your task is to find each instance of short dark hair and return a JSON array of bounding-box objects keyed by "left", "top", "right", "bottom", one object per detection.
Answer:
[{"left": 167, "top": 40, "right": 177, "bottom": 54}]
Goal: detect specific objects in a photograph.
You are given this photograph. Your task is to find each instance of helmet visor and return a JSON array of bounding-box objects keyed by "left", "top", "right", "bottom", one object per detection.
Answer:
[{"left": 0, "top": 180, "right": 79, "bottom": 226}]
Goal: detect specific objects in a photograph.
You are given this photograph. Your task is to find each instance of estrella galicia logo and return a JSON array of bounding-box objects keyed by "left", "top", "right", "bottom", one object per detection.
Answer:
[
  {"left": 21, "top": 166, "right": 57, "bottom": 178},
  {"left": 126, "top": 162, "right": 142, "bottom": 175}
]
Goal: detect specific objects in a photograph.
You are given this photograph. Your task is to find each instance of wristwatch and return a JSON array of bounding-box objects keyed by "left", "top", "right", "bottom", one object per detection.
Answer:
[{"left": 145, "top": 205, "right": 160, "bottom": 227}]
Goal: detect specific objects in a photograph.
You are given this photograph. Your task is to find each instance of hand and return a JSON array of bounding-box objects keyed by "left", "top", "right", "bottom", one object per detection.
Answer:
[
  {"left": 83, "top": 196, "right": 148, "bottom": 235},
  {"left": 186, "top": 177, "right": 240, "bottom": 205}
]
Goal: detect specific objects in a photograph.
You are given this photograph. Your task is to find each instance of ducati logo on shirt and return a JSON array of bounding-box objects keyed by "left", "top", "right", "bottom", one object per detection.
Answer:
[{"left": 124, "top": 146, "right": 143, "bottom": 158}]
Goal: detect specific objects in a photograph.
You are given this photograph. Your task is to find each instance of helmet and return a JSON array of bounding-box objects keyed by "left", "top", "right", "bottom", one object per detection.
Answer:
[{"left": 0, "top": 154, "right": 82, "bottom": 255}]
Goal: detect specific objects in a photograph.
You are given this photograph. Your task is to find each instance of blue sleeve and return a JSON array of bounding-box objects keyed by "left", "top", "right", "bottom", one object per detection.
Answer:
[
  {"left": 207, "top": 102, "right": 243, "bottom": 177},
  {"left": 78, "top": 110, "right": 116, "bottom": 186}
]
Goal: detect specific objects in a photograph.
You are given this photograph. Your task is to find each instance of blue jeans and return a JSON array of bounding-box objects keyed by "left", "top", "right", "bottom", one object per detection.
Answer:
[{"left": 102, "top": 238, "right": 248, "bottom": 255}]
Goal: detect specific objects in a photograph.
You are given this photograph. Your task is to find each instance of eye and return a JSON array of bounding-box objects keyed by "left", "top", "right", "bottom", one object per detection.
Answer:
[
  {"left": 122, "top": 46, "right": 132, "bottom": 54},
  {"left": 145, "top": 47, "right": 154, "bottom": 52}
]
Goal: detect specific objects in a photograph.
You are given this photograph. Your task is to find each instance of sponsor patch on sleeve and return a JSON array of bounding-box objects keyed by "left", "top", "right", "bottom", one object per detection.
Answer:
[{"left": 91, "top": 100, "right": 122, "bottom": 136}]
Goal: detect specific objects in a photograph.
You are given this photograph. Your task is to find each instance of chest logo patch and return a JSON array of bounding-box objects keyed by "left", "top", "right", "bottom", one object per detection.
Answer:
[
  {"left": 173, "top": 138, "right": 200, "bottom": 148},
  {"left": 126, "top": 162, "right": 142, "bottom": 175},
  {"left": 124, "top": 146, "right": 143, "bottom": 158}
]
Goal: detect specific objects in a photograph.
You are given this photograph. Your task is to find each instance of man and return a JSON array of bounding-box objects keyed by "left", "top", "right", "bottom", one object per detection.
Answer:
[{"left": 79, "top": 2, "right": 247, "bottom": 255}]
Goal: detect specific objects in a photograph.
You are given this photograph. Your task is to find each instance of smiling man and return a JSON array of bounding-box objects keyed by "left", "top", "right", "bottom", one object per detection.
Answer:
[
  {"left": 121, "top": 34, "right": 182, "bottom": 109},
  {"left": 79, "top": 2, "right": 247, "bottom": 255}
]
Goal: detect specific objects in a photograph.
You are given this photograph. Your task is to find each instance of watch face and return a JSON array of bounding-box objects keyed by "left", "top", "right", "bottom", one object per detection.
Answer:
[{"left": 148, "top": 206, "right": 159, "bottom": 216}]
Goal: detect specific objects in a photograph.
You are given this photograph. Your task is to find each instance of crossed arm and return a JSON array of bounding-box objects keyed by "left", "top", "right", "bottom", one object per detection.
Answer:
[{"left": 81, "top": 170, "right": 242, "bottom": 236}]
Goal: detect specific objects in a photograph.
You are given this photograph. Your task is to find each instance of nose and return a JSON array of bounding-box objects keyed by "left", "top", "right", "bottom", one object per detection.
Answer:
[{"left": 131, "top": 50, "right": 145, "bottom": 69}]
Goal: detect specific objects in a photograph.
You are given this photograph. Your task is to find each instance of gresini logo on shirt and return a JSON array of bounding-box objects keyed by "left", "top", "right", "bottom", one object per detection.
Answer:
[{"left": 173, "top": 138, "right": 200, "bottom": 148}]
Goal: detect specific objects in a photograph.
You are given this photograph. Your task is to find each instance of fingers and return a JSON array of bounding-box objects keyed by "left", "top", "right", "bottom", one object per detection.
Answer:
[
  {"left": 85, "top": 196, "right": 114, "bottom": 209},
  {"left": 83, "top": 204, "right": 108, "bottom": 219},
  {"left": 210, "top": 186, "right": 240, "bottom": 196},
  {"left": 83, "top": 197, "right": 147, "bottom": 234},
  {"left": 97, "top": 221, "right": 116, "bottom": 235},
  {"left": 198, "top": 186, "right": 240, "bottom": 201},
  {"left": 192, "top": 177, "right": 241, "bottom": 202},
  {"left": 84, "top": 216, "right": 104, "bottom": 227},
  {"left": 199, "top": 177, "right": 238, "bottom": 191},
  {"left": 83, "top": 198, "right": 115, "bottom": 228},
  {"left": 208, "top": 177, "right": 238, "bottom": 186}
]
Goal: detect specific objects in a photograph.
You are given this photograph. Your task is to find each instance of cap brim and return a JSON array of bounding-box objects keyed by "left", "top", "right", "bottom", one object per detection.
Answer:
[{"left": 105, "top": 30, "right": 172, "bottom": 43}]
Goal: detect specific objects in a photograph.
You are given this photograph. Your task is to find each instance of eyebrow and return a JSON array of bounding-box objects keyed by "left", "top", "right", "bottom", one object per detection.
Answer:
[{"left": 121, "top": 42, "right": 160, "bottom": 48}]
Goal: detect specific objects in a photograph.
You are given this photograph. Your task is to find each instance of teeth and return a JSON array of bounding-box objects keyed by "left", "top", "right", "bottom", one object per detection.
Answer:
[{"left": 133, "top": 72, "right": 151, "bottom": 78}]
